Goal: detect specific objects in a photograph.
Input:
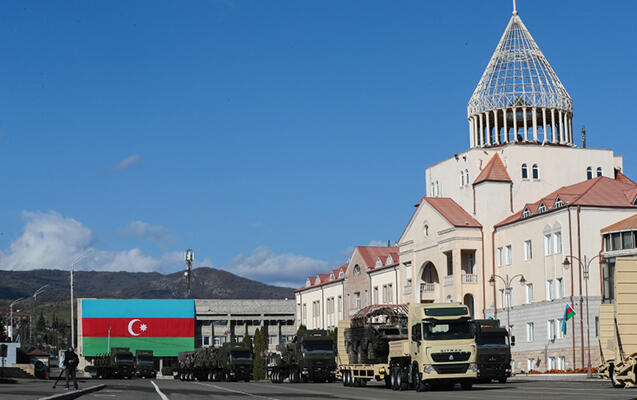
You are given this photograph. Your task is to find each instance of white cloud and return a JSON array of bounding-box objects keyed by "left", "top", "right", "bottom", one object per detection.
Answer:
[
  {"left": 0, "top": 211, "right": 181, "bottom": 273},
  {"left": 113, "top": 154, "right": 140, "bottom": 171},
  {"left": 224, "top": 246, "right": 329, "bottom": 287},
  {"left": 124, "top": 220, "right": 176, "bottom": 246}
]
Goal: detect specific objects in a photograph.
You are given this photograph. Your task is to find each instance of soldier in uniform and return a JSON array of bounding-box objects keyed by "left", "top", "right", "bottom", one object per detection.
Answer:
[{"left": 63, "top": 347, "right": 79, "bottom": 390}]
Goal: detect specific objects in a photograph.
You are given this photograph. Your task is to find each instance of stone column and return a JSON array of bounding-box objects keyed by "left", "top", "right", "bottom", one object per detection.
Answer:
[
  {"left": 479, "top": 113, "right": 484, "bottom": 147},
  {"left": 542, "top": 108, "right": 548, "bottom": 143},
  {"left": 532, "top": 107, "right": 538, "bottom": 141},
  {"left": 494, "top": 110, "right": 500, "bottom": 144},
  {"left": 559, "top": 110, "right": 564, "bottom": 143},
  {"left": 569, "top": 115, "right": 573, "bottom": 144},
  {"left": 503, "top": 108, "right": 508, "bottom": 142},
  {"left": 551, "top": 109, "right": 557, "bottom": 143},
  {"left": 523, "top": 108, "right": 528, "bottom": 141},
  {"left": 512, "top": 108, "right": 518, "bottom": 142},
  {"left": 469, "top": 118, "right": 475, "bottom": 148},
  {"left": 485, "top": 111, "right": 491, "bottom": 145}
]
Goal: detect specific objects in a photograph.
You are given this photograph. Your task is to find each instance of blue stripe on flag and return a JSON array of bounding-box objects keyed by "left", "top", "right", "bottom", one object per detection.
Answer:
[{"left": 81, "top": 299, "right": 195, "bottom": 318}]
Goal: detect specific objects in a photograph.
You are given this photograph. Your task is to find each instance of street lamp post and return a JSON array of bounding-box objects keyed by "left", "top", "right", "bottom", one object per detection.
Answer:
[
  {"left": 562, "top": 255, "right": 602, "bottom": 378},
  {"left": 489, "top": 273, "right": 527, "bottom": 333},
  {"left": 9, "top": 297, "right": 25, "bottom": 342},
  {"left": 70, "top": 250, "right": 93, "bottom": 349},
  {"left": 32, "top": 285, "right": 48, "bottom": 347}
]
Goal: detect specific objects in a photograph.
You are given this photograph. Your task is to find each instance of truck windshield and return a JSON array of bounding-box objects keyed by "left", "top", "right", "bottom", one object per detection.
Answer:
[
  {"left": 230, "top": 351, "right": 252, "bottom": 361},
  {"left": 302, "top": 340, "right": 333, "bottom": 354},
  {"left": 422, "top": 321, "right": 474, "bottom": 340},
  {"left": 138, "top": 356, "right": 154, "bottom": 363},
  {"left": 115, "top": 354, "right": 133, "bottom": 362},
  {"left": 476, "top": 334, "right": 506, "bottom": 345}
]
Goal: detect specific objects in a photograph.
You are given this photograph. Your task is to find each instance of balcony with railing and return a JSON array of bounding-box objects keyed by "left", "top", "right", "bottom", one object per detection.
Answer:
[
  {"left": 461, "top": 273, "right": 478, "bottom": 284},
  {"left": 444, "top": 275, "right": 454, "bottom": 286},
  {"left": 420, "top": 282, "right": 438, "bottom": 302}
]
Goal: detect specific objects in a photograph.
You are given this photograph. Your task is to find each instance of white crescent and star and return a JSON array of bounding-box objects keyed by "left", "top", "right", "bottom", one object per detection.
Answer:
[{"left": 128, "top": 319, "right": 148, "bottom": 336}]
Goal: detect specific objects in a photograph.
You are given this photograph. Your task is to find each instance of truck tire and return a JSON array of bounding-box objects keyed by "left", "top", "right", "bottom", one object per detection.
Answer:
[
  {"left": 610, "top": 365, "right": 625, "bottom": 388},
  {"left": 390, "top": 368, "right": 397, "bottom": 390},
  {"left": 357, "top": 345, "right": 368, "bottom": 364},
  {"left": 415, "top": 373, "right": 426, "bottom": 392}
]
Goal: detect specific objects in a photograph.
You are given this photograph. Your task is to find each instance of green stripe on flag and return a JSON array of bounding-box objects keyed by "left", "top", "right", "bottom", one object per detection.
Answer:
[{"left": 82, "top": 337, "right": 194, "bottom": 357}]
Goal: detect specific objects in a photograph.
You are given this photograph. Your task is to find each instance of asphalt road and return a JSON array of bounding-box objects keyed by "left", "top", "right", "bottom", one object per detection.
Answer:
[{"left": 1, "top": 377, "right": 636, "bottom": 400}]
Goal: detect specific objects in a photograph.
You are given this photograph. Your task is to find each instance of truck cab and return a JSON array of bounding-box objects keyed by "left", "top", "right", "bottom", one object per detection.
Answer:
[
  {"left": 474, "top": 319, "right": 511, "bottom": 382},
  {"left": 134, "top": 350, "right": 156, "bottom": 379}
]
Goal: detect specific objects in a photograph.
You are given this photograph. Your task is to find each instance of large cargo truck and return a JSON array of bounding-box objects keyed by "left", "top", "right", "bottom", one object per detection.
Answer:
[
  {"left": 86, "top": 347, "right": 135, "bottom": 379},
  {"left": 338, "top": 303, "right": 477, "bottom": 391},
  {"left": 474, "top": 319, "right": 511, "bottom": 383},
  {"left": 269, "top": 329, "right": 336, "bottom": 383},
  {"left": 134, "top": 350, "right": 156, "bottom": 378},
  {"left": 214, "top": 343, "right": 253, "bottom": 382},
  {"left": 598, "top": 257, "right": 637, "bottom": 388}
]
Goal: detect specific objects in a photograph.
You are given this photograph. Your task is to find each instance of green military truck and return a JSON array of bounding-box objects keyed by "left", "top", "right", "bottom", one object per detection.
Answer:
[
  {"left": 214, "top": 343, "right": 253, "bottom": 382},
  {"left": 86, "top": 347, "right": 135, "bottom": 379},
  {"left": 134, "top": 350, "right": 156, "bottom": 379},
  {"left": 270, "top": 329, "right": 336, "bottom": 383},
  {"left": 338, "top": 303, "right": 478, "bottom": 391},
  {"left": 474, "top": 319, "right": 511, "bottom": 383}
]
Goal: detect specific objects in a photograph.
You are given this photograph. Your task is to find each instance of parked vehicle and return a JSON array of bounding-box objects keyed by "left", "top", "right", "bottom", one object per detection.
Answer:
[
  {"left": 338, "top": 303, "right": 477, "bottom": 391},
  {"left": 270, "top": 329, "right": 336, "bottom": 383},
  {"left": 134, "top": 350, "right": 156, "bottom": 378},
  {"left": 86, "top": 347, "right": 134, "bottom": 379},
  {"left": 474, "top": 319, "right": 512, "bottom": 383}
]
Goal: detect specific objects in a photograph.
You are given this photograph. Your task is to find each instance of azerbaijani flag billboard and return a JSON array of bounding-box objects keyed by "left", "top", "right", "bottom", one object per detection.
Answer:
[{"left": 80, "top": 299, "right": 195, "bottom": 357}]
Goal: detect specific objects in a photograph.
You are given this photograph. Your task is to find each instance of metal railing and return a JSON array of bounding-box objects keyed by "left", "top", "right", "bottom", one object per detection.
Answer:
[
  {"left": 420, "top": 283, "right": 435, "bottom": 293},
  {"left": 462, "top": 274, "right": 478, "bottom": 284}
]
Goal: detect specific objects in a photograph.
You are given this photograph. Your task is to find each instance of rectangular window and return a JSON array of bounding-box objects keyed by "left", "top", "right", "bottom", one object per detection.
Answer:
[
  {"left": 558, "top": 356, "right": 566, "bottom": 370},
  {"left": 546, "top": 280, "right": 554, "bottom": 301},
  {"left": 612, "top": 233, "right": 621, "bottom": 250},
  {"left": 505, "top": 245, "right": 512, "bottom": 265},
  {"left": 526, "top": 322, "right": 534, "bottom": 342},
  {"left": 498, "top": 247, "right": 503, "bottom": 266},
  {"left": 548, "top": 357, "right": 556, "bottom": 370},
  {"left": 557, "top": 318, "right": 564, "bottom": 339},
  {"left": 527, "top": 358, "right": 535, "bottom": 372},
  {"left": 354, "top": 292, "right": 361, "bottom": 309},
  {"left": 214, "top": 336, "right": 227, "bottom": 346},
  {"left": 338, "top": 296, "right": 343, "bottom": 319},
  {"left": 547, "top": 320, "right": 556, "bottom": 341},
  {"left": 525, "top": 283, "right": 533, "bottom": 304},
  {"left": 388, "top": 283, "right": 393, "bottom": 303},
  {"left": 373, "top": 286, "right": 379, "bottom": 304},
  {"left": 302, "top": 303, "right": 307, "bottom": 322},
  {"left": 556, "top": 278, "right": 563, "bottom": 298},
  {"left": 544, "top": 234, "right": 552, "bottom": 256},
  {"left": 203, "top": 335, "right": 210, "bottom": 346},
  {"left": 622, "top": 231, "right": 634, "bottom": 249},
  {"left": 554, "top": 232, "right": 562, "bottom": 254},
  {"left": 595, "top": 316, "right": 599, "bottom": 337},
  {"left": 524, "top": 240, "right": 533, "bottom": 260}
]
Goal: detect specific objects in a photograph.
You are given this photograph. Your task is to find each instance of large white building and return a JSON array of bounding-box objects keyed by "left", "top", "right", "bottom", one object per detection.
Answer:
[{"left": 296, "top": 4, "right": 637, "bottom": 373}]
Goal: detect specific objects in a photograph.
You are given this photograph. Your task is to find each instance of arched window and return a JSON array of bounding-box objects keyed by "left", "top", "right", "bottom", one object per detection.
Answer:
[
  {"left": 597, "top": 167, "right": 602, "bottom": 177},
  {"left": 430, "top": 182, "right": 435, "bottom": 196},
  {"left": 538, "top": 203, "right": 546, "bottom": 213},
  {"left": 532, "top": 164, "right": 539, "bottom": 180},
  {"left": 435, "top": 181, "right": 440, "bottom": 197},
  {"left": 424, "top": 224, "right": 429, "bottom": 237},
  {"left": 460, "top": 171, "right": 464, "bottom": 187},
  {"left": 465, "top": 169, "right": 469, "bottom": 185},
  {"left": 587, "top": 167, "right": 592, "bottom": 180},
  {"left": 353, "top": 264, "right": 361, "bottom": 276},
  {"left": 522, "top": 164, "right": 528, "bottom": 179}
]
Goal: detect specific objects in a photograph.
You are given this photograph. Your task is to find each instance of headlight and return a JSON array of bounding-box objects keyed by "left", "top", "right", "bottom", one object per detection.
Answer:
[
  {"left": 468, "top": 363, "right": 478, "bottom": 373},
  {"left": 423, "top": 365, "right": 435, "bottom": 374}
]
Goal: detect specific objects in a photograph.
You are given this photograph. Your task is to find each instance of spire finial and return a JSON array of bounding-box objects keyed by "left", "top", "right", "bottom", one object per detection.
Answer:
[{"left": 513, "top": 0, "right": 518, "bottom": 15}]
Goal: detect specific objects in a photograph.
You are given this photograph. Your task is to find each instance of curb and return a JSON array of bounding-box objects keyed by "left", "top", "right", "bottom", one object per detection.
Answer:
[{"left": 38, "top": 384, "right": 106, "bottom": 400}]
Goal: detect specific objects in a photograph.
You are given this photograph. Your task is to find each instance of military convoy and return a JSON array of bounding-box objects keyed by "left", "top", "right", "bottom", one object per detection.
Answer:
[
  {"left": 177, "top": 343, "right": 253, "bottom": 381},
  {"left": 269, "top": 329, "right": 336, "bottom": 383},
  {"left": 338, "top": 303, "right": 478, "bottom": 391},
  {"left": 598, "top": 257, "right": 637, "bottom": 388},
  {"left": 86, "top": 347, "right": 135, "bottom": 379},
  {"left": 474, "top": 319, "right": 511, "bottom": 383}
]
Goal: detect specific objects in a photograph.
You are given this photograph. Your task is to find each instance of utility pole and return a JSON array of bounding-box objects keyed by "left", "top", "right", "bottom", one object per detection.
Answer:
[
  {"left": 33, "top": 285, "right": 48, "bottom": 347},
  {"left": 9, "top": 297, "right": 25, "bottom": 342},
  {"left": 70, "top": 250, "right": 93, "bottom": 350},
  {"left": 185, "top": 249, "right": 194, "bottom": 298}
]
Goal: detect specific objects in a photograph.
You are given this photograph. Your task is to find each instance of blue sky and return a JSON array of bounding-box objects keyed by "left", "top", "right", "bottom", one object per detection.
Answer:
[{"left": 1, "top": 1, "right": 635, "bottom": 287}]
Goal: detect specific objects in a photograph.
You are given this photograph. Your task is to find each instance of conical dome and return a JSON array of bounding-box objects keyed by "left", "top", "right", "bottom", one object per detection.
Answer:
[{"left": 467, "top": 9, "right": 574, "bottom": 148}]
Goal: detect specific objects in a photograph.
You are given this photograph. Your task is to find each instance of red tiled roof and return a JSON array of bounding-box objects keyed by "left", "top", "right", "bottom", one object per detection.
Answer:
[
  {"left": 422, "top": 197, "right": 482, "bottom": 228},
  {"left": 296, "top": 263, "right": 348, "bottom": 292},
  {"left": 356, "top": 246, "right": 399, "bottom": 270},
  {"left": 601, "top": 213, "right": 637, "bottom": 233},
  {"left": 473, "top": 153, "right": 512, "bottom": 185},
  {"left": 496, "top": 176, "right": 637, "bottom": 227},
  {"left": 615, "top": 169, "right": 636, "bottom": 185}
]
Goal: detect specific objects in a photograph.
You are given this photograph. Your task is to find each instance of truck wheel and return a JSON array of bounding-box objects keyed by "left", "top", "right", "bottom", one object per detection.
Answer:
[
  {"left": 610, "top": 365, "right": 625, "bottom": 388},
  {"left": 390, "top": 368, "right": 397, "bottom": 390},
  {"left": 415, "top": 373, "right": 425, "bottom": 392},
  {"left": 396, "top": 369, "right": 405, "bottom": 391}
]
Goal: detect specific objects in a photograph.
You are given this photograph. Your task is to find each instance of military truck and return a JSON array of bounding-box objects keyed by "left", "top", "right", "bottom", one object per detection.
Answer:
[
  {"left": 214, "top": 343, "right": 253, "bottom": 382},
  {"left": 598, "top": 257, "right": 637, "bottom": 388},
  {"left": 86, "top": 347, "right": 135, "bottom": 379},
  {"left": 338, "top": 303, "right": 477, "bottom": 391},
  {"left": 270, "top": 329, "right": 336, "bottom": 383},
  {"left": 177, "top": 351, "right": 195, "bottom": 381},
  {"left": 474, "top": 319, "right": 511, "bottom": 383},
  {"left": 344, "top": 304, "right": 409, "bottom": 364},
  {"left": 134, "top": 350, "right": 156, "bottom": 379}
]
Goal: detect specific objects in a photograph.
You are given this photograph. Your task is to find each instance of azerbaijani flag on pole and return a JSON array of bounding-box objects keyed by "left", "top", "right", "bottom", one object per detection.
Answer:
[
  {"left": 562, "top": 303, "right": 576, "bottom": 334},
  {"left": 80, "top": 299, "right": 195, "bottom": 357}
]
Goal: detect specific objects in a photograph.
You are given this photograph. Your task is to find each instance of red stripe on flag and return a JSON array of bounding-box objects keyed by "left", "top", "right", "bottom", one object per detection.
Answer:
[{"left": 82, "top": 318, "right": 194, "bottom": 337}]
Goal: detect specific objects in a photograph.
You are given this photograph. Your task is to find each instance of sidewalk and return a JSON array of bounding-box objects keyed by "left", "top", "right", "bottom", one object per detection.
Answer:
[{"left": 512, "top": 373, "right": 598, "bottom": 382}]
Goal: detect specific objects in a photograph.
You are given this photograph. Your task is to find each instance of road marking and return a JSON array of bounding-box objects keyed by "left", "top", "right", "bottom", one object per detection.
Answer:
[
  {"left": 150, "top": 380, "right": 170, "bottom": 400},
  {"left": 250, "top": 382, "right": 400, "bottom": 400},
  {"left": 196, "top": 382, "right": 280, "bottom": 400}
]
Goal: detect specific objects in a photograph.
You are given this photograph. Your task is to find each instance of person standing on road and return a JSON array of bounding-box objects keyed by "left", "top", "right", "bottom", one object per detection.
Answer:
[{"left": 63, "top": 347, "right": 79, "bottom": 390}]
